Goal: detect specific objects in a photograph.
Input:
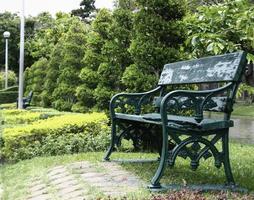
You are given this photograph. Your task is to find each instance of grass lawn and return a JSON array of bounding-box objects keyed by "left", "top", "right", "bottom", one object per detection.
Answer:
[
  {"left": 1, "top": 143, "right": 254, "bottom": 200},
  {"left": 232, "top": 103, "right": 254, "bottom": 118}
]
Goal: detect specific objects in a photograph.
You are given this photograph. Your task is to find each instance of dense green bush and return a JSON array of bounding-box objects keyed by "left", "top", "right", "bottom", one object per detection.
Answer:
[
  {"left": 184, "top": 0, "right": 254, "bottom": 58},
  {"left": 1, "top": 112, "right": 110, "bottom": 162},
  {"left": 184, "top": 0, "right": 254, "bottom": 99}
]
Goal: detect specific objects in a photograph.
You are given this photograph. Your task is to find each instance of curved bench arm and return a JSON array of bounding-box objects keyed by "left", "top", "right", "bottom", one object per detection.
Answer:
[
  {"left": 110, "top": 86, "right": 162, "bottom": 118},
  {"left": 160, "top": 82, "right": 234, "bottom": 123}
]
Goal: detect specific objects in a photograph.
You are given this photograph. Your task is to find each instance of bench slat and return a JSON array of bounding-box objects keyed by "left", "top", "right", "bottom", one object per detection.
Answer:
[
  {"left": 158, "top": 51, "right": 246, "bottom": 85},
  {"left": 115, "top": 113, "right": 233, "bottom": 131}
]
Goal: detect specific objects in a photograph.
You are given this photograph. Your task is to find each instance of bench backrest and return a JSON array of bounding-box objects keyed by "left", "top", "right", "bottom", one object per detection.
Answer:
[
  {"left": 158, "top": 51, "right": 247, "bottom": 85},
  {"left": 27, "top": 91, "right": 33, "bottom": 103}
]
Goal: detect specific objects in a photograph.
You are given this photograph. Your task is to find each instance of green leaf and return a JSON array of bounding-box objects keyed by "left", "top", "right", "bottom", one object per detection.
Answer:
[
  {"left": 247, "top": 53, "right": 254, "bottom": 63},
  {"left": 213, "top": 45, "right": 220, "bottom": 55},
  {"left": 191, "top": 36, "right": 198, "bottom": 47},
  {"left": 206, "top": 43, "right": 214, "bottom": 52},
  {"left": 217, "top": 43, "right": 224, "bottom": 50}
]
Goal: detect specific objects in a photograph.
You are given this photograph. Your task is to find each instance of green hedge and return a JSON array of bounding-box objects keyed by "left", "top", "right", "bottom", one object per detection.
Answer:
[
  {"left": 1, "top": 109, "right": 62, "bottom": 125},
  {"left": 0, "top": 86, "right": 18, "bottom": 104},
  {"left": 0, "top": 86, "right": 18, "bottom": 92},
  {"left": 0, "top": 103, "right": 16, "bottom": 110},
  {"left": 0, "top": 91, "right": 18, "bottom": 104},
  {"left": 1, "top": 112, "right": 110, "bottom": 162}
]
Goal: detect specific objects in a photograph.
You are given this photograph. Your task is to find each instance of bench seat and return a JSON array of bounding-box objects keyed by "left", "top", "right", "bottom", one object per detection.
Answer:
[{"left": 115, "top": 113, "right": 233, "bottom": 131}]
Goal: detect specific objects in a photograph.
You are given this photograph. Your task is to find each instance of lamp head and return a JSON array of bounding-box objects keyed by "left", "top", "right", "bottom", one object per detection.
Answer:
[{"left": 3, "top": 31, "right": 10, "bottom": 38}]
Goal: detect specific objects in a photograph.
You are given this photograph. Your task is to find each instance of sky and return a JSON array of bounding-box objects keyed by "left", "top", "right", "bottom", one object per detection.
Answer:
[{"left": 0, "top": 0, "right": 114, "bottom": 16}]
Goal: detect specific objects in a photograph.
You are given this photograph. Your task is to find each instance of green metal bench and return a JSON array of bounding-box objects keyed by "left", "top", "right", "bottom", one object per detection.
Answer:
[
  {"left": 104, "top": 51, "right": 247, "bottom": 191},
  {"left": 16, "top": 91, "right": 33, "bottom": 109}
]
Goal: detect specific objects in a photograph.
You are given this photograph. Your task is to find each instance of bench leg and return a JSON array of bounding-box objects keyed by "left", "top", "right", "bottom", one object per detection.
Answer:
[
  {"left": 149, "top": 126, "right": 169, "bottom": 189},
  {"left": 104, "top": 120, "right": 117, "bottom": 161},
  {"left": 222, "top": 131, "right": 235, "bottom": 186}
]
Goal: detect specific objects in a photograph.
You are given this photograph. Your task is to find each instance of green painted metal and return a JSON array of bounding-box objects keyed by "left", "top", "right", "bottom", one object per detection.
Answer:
[
  {"left": 16, "top": 90, "right": 33, "bottom": 109},
  {"left": 158, "top": 51, "right": 246, "bottom": 85},
  {"left": 104, "top": 51, "right": 247, "bottom": 191}
]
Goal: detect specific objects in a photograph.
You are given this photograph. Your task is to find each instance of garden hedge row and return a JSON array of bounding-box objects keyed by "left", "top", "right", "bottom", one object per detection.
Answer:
[
  {"left": 1, "top": 112, "right": 110, "bottom": 162},
  {"left": 0, "top": 86, "right": 18, "bottom": 92},
  {"left": 1, "top": 109, "right": 62, "bottom": 124},
  {"left": 0, "top": 91, "right": 18, "bottom": 104},
  {"left": 0, "top": 86, "right": 18, "bottom": 104}
]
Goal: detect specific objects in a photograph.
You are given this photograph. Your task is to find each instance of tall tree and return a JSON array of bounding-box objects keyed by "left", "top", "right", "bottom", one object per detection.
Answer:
[
  {"left": 71, "top": 0, "right": 96, "bottom": 22},
  {"left": 74, "top": 9, "right": 112, "bottom": 112},
  {"left": 40, "top": 41, "right": 64, "bottom": 107},
  {"left": 52, "top": 19, "right": 88, "bottom": 111},
  {"left": 94, "top": 8, "right": 134, "bottom": 109},
  {"left": 0, "top": 12, "right": 20, "bottom": 74},
  {"left": 123, "top": 0, "right": 187, "bottom": 92},
  {"left": 0, "top": 12, "right": 47, "bottom": 74},
  {"left": 113, "top": 0, "right": 137, "bottom": 10},
  {"left": 26, "top": 13, "right": 70, "bottom": 61},
  {"left": 25, "top": 14, "right": 82, "bottom": 107},
  {"left": 24, "top": 58, "right": 48, "bottom": 105}
]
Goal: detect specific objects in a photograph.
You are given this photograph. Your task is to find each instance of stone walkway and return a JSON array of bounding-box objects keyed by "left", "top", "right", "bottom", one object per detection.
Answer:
[{"left": 27, "top": 161, "right": 144, "bottom": 200}]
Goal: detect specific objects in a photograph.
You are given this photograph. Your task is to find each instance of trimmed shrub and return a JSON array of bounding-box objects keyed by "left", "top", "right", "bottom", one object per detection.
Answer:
[
  {"left": 0, "top": 91, "right": 18, "bottom": 104},
  {"left": 0, "top": 86, "right": 18, "bottom": 92},
  {"left": 0, "top": 103, "right": 16, "bottom": 110},
  {"left": 1, "top": 109, "right": 62, "bottom": 125},
  {"left": 2, "top": 110, "right": 41, "bottom": 124},
  {"left": 0, "top": 86, "right": 18, "bottom": 104},
  {"left": 1, "top": 112, "right": 110, "bottom": 162}
]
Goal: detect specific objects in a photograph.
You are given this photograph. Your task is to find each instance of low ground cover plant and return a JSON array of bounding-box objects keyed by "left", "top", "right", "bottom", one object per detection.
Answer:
[{"left": 1, "top": 111, "right": 110, "bottom": 162}]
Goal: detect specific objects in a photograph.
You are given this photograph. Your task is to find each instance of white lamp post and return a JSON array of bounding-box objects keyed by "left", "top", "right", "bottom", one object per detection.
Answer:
[
  {"left": 3, "top": 31, "right": 10, "bottom": 89},
  {"left": 18, "top": 0, "right": 25, "bottom": 109}
]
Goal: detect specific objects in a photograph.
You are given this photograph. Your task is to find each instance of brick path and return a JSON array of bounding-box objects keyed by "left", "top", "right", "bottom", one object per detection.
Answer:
[{"left": 27, "top": 161, "right": 144, "bottom": 200}]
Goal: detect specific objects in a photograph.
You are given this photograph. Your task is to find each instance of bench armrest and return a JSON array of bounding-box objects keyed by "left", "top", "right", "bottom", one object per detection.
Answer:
[
  {"left": 160, "top": 83, "right": 234, "bottom": 123},
  {"left": 110, "top": 87, "right": 162, "bottom": 117}
]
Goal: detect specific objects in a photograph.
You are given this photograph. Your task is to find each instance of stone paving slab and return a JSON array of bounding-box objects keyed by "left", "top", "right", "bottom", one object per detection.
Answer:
[
  {"left": 59, "top": 189, "right": 84, "bottom": 200},
  {"left": 27, "top": 194, "right": 51, "bottom": 200},
  {"left": 27, "top": 161, "right": 144, "bottom": 200}
]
